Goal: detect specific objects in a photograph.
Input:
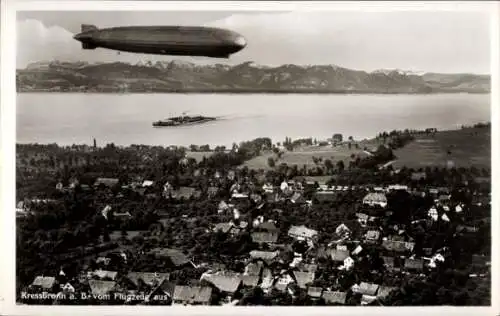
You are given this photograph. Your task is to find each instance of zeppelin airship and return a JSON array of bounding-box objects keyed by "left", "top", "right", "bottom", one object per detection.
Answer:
[{"left": 73, "top": 24, "right": 247, "bottom": 58}]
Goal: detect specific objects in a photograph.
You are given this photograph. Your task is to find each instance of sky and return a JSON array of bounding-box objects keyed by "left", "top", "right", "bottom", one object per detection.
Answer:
[{"left": 16, "top": 10, "right": 491, "bottom": 74}]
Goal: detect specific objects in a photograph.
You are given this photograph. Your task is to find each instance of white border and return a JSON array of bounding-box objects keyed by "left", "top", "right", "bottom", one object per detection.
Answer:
[{"left": 1, "top": 1, "right": 499, "bottom": 316}]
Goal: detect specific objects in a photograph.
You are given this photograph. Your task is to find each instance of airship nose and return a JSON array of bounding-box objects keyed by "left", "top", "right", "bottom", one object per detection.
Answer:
[
  {"left": 234, "top": 35, "right": 247, "bottom": 48},
  {"left": 73, "top": 32, "right": 92, "bottom": 42}
]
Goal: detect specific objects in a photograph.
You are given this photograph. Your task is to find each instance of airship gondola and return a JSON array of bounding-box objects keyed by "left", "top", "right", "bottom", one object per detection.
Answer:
[{"left": 73, "top": 24, "right": 247, "bottom": 58}]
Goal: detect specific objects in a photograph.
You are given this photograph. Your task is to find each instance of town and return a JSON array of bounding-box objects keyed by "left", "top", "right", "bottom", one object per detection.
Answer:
[{"left": 15, "top": 125, "right": 491, "bottom": 306}]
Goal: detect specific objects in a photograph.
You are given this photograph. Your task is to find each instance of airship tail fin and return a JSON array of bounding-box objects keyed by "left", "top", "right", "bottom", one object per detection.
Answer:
[{"left": 81, "top": 24, "right": 98, "bottom": 33}]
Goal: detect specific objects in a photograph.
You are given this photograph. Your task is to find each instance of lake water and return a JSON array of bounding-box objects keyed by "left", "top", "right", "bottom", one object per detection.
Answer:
[{"left": 16, "top": 93, "right": 490, "bottom": 148}]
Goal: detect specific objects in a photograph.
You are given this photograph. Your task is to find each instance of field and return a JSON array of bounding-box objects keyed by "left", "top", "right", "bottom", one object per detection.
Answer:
[
  {"left": 185, "top": 151, "right": 215, "bottom": 163},
  {"left": 185, "top": 126, "right": 490, "bottom": 171},
  {"left": 391, "top": 127, "right": 491, "bottom": 169},
  {"left": 243, "top": 141, "right": 379, "bottom": 171}
]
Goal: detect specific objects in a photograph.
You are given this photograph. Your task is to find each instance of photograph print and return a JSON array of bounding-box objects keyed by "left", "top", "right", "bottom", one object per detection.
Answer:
[{"left": 14, "top": 4, "right": 493, "bottom": 307}]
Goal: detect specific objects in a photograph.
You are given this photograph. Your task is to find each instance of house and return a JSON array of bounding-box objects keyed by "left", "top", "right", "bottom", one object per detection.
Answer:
[
  {"left": 249, "top": 250, "right": 279, "bottom": 264},
  {"left": 256, "top": 221, "right": 279, "bottom": 232},
  {"left": 441, "top": 213, "right": 450, "bottom": 222},
  {"left": 322, "top": 291, "right": 347, "bottom": 305},
  {"left": 68, "top": 177, "right": 80, "bottom": 189},
  {"left": 356, "top": 213, "right": 369, "bottom": 226},
  {"left": 299, "top": 263, "right": 318, "bottom": 273},
  {"left": 364, "top": 230, "right": 380, "bottom": 243},
  {"left": 91, "top": 270, "right": 118, "bottom": 281},
  {"left": 232, "top": 192, "right": 249, "bottom": 200},
  {"left": 336, "top": 244, "right": 348, "bottom": 251},
  {"left": 109, "top": 230, "right": 144, "bottom": 241},
  {"left": 213, "top": 221, "right": 247, "bottom": 236},
  {"left": 280, "top": 180, "right": 290, "bottom": 193},
  {"left": 356, "top": 282, "right": 379, "bottom": 296},
  {"left": 218, "top": 201, "right": 230, "bottom": 212},
  {"left": 126, "top": 272, "right": 170, "bottom": 289},
  {"left": 351, "top": 245, "right": 363, "bottom": 256},
  {"left": 251, "top": 231, "right": 279, "bottom": 245},
  {"left": 148, "top": 281, "right": 176, "bottom": 304},
  {"left": 201, "top": 272, "right": 242, "bottom": 300},
  {"left": 31, "top": 276, "right": 56, "bottom": 291},
  {"left": 382, "top": 239, "right": 415, "bottom": 253},
  {"left": 213, "top": 222, "right": 235, "bottom": 234},
  {"left": 313, "top": 191, "right": 337, "bottom": 202},
  {"left": 113, "top": 211, "right": 132, "bottom": 219},
  {"left": 339, "top": 257, "right": 355, "bottom": 271},
  {"left": 293, "top": 271, "right": 315, "bottom": 289},
  {"left": 61, "top": 283, "right": 75, "bottom": 293},
  {"left": 244, "top": 261, "right": 263, "bottom": 276},
  {"left": 361, "top": 294, "right": 377, "bottom": 305},
  {"left": 335, "top": 223, "right": 351, "bottom": 238},
  {"left": 307, "top": 287, "right": 323, "bottom": 300},
  {"left": 94, "top": 177, "right": 119, "bottom": 188},
  {"left": 411, "top": 172, "right": 427, "bottom": 181},
  {"left": 329, "top": 248, "right": 350, "bottom": 262},
  {"left": 262, "top": 183, "right": 274, "bottom": 193},
  {"left": 165, "top": 187, "right": 201, "bottom": 200},
  {"left": 403, "top": 258, "right": 424, "bottom": 272},
  {"left": 274, "top": 273, "right": 295, "bottom": 292},
  {"left": 88, "top": 280, "right": 116, "bottom": 297},
  {"left": 422, "top": 248, "right": 433, "bottom": 256},
  {"left": 362, "top": 193, "right": 388, "bottom": 208},
  {"left": 96, "top": 257, "right": 111, "bottom": 266},
  {"left": 56, "top": 182, "right": 64, "bottom": 191},
  {"left": 382, "top": 256, "right": 398, "bottom": 271},
  {"left": 428, "top": 207, "right": 439, "bottom": 221},
  {"left": 428, "top": 253, "right": 446, "bottom": 269},
  {"left": 260, "top": 268, "right": 274, "bottom": 292},
  {"left": 438, "top": 194, "right": 451, "bottom": 204},
  {"left": 288, "top": 225, "right": 318, "bottom": 241},
  {"left": 172, "top": 286, "right": 212, "bottom": 305},
  {"left": 387, "top": 184, "right": 409, "bottom": 192},
  {"left": 149, "top": 248, "right": 190, "bottom": 267},
  {"left": 471, "top": 254, "right": 490, "bottom": 269},
  {"left": 377, "top": 286, "right": 397, "bottom": 299},
  {"left": 240, "top": 275, "right": 260, "bottom": 288},
  {"left": 290, "top": 192, "right": 306, "bottom": 204},
  {"left": 456, "top": 225, "right": 479, "bottom": 234},
  {"left": 142, "top": 180, "right": 154, "bottom": 187},
  {"left": 207, "top": 186, "right": 219, "bottom": 198},
  {"left": 290, "top": 256, "right": 304, "bottom": 268}
]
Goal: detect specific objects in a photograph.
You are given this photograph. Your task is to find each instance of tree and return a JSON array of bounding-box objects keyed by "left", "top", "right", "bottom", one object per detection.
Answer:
[
  {"left": 268, "top": 157, "right": 276, "bottom": 168},
  {"left": 336, "top": 160, "right": 345, "bottom": 172},
  {"left": 332, "top": 134, "right": 343, "bottom": 143},
  {"left": 324, "top": 159, "right": 334, "bottom": 172}
]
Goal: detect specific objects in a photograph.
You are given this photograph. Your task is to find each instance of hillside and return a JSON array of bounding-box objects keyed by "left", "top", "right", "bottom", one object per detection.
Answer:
[
  {"left": 189, "top": 126, "right": 491, "bottom": 171},
  {"left": 391, "top": 125, "right": 491, "bottom": 169},
  {"left": 17, "top": 60, "right": 490, "bottom": 94}
]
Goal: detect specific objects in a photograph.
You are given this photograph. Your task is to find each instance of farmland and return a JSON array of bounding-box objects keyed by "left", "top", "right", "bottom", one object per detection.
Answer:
[
  {"left": 185, "top": 126, "right": 490, "bottom": 171},
  {"left": 391, "top": 126, "right": 490, "bottom": 169},
  {"left": 243, "top": 145, "right": 374, "bottom": 171}
]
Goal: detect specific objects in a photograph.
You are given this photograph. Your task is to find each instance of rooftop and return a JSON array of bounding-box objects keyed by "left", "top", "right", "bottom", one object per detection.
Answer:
[{"left": 173, "top": 285, "right": 212, "bottom": 303}]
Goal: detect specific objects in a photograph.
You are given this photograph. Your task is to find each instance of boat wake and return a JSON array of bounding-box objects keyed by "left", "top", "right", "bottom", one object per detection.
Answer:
[{"left": 215, "top": 114, "right": 265, "bottom": 121}]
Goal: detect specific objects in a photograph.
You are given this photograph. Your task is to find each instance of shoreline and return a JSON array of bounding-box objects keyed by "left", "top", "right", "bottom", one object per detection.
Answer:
[{"left": 15, "top": 123, "right": 490, "bottom": 149}]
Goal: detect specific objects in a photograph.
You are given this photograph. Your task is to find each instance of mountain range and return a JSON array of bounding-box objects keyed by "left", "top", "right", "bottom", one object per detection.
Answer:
[{"left": 16, "top": 60, "right": 490, "bottom": 94}]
